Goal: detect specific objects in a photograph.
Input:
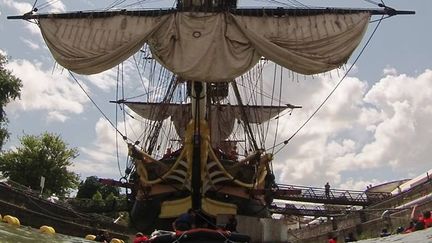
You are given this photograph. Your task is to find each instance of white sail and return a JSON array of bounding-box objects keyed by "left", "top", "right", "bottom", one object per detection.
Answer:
[
  {"left": 39, "top": 15, "right": 170, "bottom": 74},
  {"left": 39, "top": 12, "right": 370, "bottom": 80},
  {"left": 125, "top": 102, "right": 287, "bottom": 144}
]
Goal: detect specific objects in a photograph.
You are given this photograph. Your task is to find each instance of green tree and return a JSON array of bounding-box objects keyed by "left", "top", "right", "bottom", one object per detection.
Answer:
[
  {"left": 92, "top": 190, "right": 105, "bottom": 207},
  {"left": 105, "top": 192, "right": 117, "bottom": 201},
  {"left": 0, "top": 54, "right": 23, "bottom": 150},
  {"left": 0, "top": 132, "right": 80, "bottom": 196},
  {"left": 92, "top": 190, "right": 103, "bottom": 201},
  {"left": 76, "top": 176, "right": 120, "bottom": 199}
]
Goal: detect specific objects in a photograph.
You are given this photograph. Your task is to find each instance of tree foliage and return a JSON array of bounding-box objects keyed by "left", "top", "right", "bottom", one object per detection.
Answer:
[
  {"left": 0, "top": 53, "right": 23, "bottom": 150},
  {"left": 76, "top": 176, "right": 120, "bottom": 199},
  {"left": 0, "top": 132, "right": 80, "bottom": 196}
]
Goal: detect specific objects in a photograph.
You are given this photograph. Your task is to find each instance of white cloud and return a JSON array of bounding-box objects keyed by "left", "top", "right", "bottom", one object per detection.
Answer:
[
  {"left": 86, "top": 69, "right": 118, "bottom": 92},
  {"left": 0, "top": 0, "right": 46, "bottom": 35},
  {"left": 75, "top": 113, "right": 159, "bottom": 178},
  {"left": 1, "top": 0, "right": 32, "bottom": 14},
  {"left": 85, "top": 60, "right": 144, "bottom": 92},
  {"left": 46, "top": 1, "right": 65, "bottom": 13},
  {"left": 383, "top": 66, "right": 398, "bottom": 76},
  {"left": 47, "top": 111, "right": 68, "bottom": 122},
  {"left": 71, "top": 157, "right": 120, "bottom": 179},
  {"left": 24, "top": 21, "right": 41, "bottom": 35},
  {"left": 351, "top": 70, "right": 432, "bottom": 171},
  {"left": 75, "top": 118, "right": 130, "bottom": 178},
  {"left": 5, "top": 59, "right": 89, "bottom": 120},
  {"left": 270, "top": 67, "right": 432, "bottom": 189},
  {"left": 338, "top": 178, "right": 384, "bottom": 191},
  {"left": 1, "top": 0, "right": 65, "bottom": 13},
  {"left": 20, "top": 38, "right": 40, "bottom": 50}
]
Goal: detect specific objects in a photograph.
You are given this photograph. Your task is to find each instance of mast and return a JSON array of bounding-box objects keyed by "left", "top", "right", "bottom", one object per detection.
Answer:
[
  {"left": 180, "top": 0, "right": 239, "bottom": 215},
  {"left": 191, "top": 81, "right": 205, "bottom": 211}
]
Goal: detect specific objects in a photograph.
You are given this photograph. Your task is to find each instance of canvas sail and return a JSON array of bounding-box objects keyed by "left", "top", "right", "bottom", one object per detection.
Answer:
[
  {"left": 39, "top": 12, "right": 370, "bottom": 80},
  {"left": 125, "top": 102, "right": 288, "bottom": 144}
]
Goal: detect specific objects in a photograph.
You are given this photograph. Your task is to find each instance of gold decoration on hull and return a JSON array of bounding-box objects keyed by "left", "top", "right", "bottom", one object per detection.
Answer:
[
  {"left": 159, "top": 196, "right": 237, "bottom": 218},
  {"left": 131, "top": 119, "right": 274, "bottom": 218}
]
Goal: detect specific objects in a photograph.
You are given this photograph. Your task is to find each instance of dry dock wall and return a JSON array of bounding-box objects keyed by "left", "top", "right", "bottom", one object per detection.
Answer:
[
  {"left": 216, "top": 181, "right": 432, "bottom": 243},
  {"left": 287, "top": 181, "right": 432, "bottom": 242},
  {"left": 288, "top": 201, "right": 432, "bottom": 243},
  {"left": 218, "top": 214, "right": 289, "bottom": 243}
]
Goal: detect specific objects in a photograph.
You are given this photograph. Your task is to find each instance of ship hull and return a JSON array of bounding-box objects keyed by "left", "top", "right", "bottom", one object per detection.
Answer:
[{"left": 130, "top": 192, "right": 269, "bottom": 233}]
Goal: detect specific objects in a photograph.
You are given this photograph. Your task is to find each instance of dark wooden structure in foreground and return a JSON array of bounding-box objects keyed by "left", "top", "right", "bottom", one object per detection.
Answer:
[{"left": 0, "top": 181, "right": 133, "bottom": 240}]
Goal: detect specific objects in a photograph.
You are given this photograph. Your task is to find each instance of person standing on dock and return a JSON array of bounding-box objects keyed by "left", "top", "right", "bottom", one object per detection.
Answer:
[{"left": 325, "top": 182, "right": 331, "bottom": 198}]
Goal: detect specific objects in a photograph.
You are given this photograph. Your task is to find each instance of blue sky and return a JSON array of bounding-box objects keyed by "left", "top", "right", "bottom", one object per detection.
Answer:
[{"left": 0, "top": 0, "right": 431, "bottom": 191}]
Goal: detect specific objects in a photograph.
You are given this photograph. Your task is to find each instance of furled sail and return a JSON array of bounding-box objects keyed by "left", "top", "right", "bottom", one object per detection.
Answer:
[
  {"left": 125, "top": 102, "right": 288, "bottom": 144},
  {"left": 39, "top": 12, "right": 370, "bottom": 80},
  {"left": 39, "top": 15, "right": 170, "bottom": 75}
]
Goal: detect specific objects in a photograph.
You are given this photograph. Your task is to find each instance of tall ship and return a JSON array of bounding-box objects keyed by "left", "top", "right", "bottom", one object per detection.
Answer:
[{"left": 8, "top": 0, "right": 413, "bottom": 235}]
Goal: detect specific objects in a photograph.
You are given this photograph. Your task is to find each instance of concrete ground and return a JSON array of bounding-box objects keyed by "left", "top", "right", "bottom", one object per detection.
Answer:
[{"left": 357, "top": 227, "right": 432, "bottom": 243}]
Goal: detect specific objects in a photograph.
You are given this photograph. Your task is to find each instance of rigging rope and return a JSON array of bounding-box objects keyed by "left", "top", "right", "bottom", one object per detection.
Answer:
[
  {"left": 363, "top": 0, "right": 382, "bottom": 6},
  {"left": 105, "top": 0, "right": 127, "bottom": 10},
  {"left": 115, "top": 65, "right": 124, "bottom": 178},
  {"left": 31, "top": 0, "right": 39, "bottom": 10},
  {"left": 68, "top": 71, "right": 129, "bottom": 142},
  {"left": 34, "top": 0, "right": 62, "bottom": 11},
  {"left": 270, "top": 14, "right": 385, "bottom": 155},
  {"left": 274, "top": 0, "right": 310, "bottom": 8},
  {"left": 255, "top": 0, "right": 309, "bottom": 8},
  {"left": 121, "top": 0, "right": 157, "bottom": 9},
  {"left": 271, "top": 65, "right": 282, "bottom": 155},
  {"left": 264, "top": 63, "right": 278, "bottom": 145}
]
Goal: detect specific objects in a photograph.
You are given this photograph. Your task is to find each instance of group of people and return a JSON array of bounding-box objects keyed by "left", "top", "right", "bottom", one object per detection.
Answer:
[
  {"left": 94, "top": 209, "right": 237, "bottom": 243},
  {"left": 387, "top": 205, "right": 432, "bottom": 236},
  {"left": 93, "top": 230, "right": 149, "bottom": 243},
  {"left": 327, "top": 205, "right": 432, "bottom": 242},
  {"left": 403, "top": 204, "right": 432, "bottom": 233},
  {"left": 377, "top": 205, "right": 432, "bottom": 240},
  {"left": 131, "top": 209, "right": 237, "bottom": 242},
  {"left": 327, "top": 232, "right": 357, "bottom": 243}
]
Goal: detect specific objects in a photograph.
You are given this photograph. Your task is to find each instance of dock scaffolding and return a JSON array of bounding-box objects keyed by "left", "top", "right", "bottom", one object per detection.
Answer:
[
  {"left": 255, "top": 183, "right": 393, "bottom": 217},
  {"left": 272, "top": 183, "right": 392, "bottom": 206}
]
